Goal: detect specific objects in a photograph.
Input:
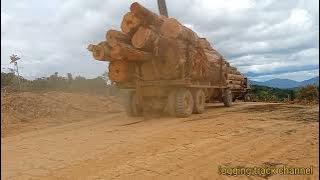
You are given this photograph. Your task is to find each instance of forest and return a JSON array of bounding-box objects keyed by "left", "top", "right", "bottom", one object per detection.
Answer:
[{"left": 1, "top": 72, "right": 318, "bottom": 103}]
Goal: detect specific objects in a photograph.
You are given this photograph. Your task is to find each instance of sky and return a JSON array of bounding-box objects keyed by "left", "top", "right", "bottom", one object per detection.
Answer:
[{"left": 1, "top": 0, "right": 319, "bottom": 82}]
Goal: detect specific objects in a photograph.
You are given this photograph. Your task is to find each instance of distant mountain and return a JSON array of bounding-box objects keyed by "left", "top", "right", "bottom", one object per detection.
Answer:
[
  {"left": 249, "top": 76, "right": 319, "bottom": 89},
  {"left": 299, "top": 76, "right": 319, "bottom": 87}
]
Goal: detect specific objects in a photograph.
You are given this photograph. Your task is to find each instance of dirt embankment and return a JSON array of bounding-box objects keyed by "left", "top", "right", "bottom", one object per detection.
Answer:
[
  {"left": 1, "top": 92, "right": 319, "bottom": 179},
  {"left": 1, "top": 91, "right": 124, "bottom": 137}
]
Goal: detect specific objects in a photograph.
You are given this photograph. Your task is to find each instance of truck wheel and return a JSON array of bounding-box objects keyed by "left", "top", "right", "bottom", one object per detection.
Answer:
[
  {"left": 192, "top": 89, "right": 205, "bottom": 114},
  {"left": 244, "top": 94, "right": 251, "bottom": 102},
  {"left": 126, "top": 92, "right": 143, "bottom": 117},
  {"left": 223, "top": 89, "right": 232, "bottom": 107},
  {"left": 175, "top": 88, "right": 194, "bottom": 117},
  {"left": 167, "top": 90, "right": 176, "bottom": 116}
]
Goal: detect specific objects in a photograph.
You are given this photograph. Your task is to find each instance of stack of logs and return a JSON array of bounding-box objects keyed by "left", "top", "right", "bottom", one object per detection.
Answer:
[
  {"left": 88, "top": 2, "right": 229, "bottom": 84},
  {"left": 227, "top": 66, "right": 246, "bottom": 89}
]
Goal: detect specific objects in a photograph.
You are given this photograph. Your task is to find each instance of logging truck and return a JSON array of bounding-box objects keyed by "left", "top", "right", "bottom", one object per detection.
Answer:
[{"left": 87, "top": 2, "right": 251, "bottom": 117}]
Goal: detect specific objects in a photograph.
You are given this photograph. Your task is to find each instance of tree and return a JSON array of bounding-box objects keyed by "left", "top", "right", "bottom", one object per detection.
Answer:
[
  {"left": 9, "top": 54, "right": 22, "bottom": 90},
  {"left": 297, "top": 85, "right": 319, "bottom": 102}
]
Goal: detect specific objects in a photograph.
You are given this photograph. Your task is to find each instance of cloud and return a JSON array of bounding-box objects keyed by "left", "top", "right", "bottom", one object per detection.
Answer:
[{"left": 1, "top": 0, "right": 319, "bottom": 81}]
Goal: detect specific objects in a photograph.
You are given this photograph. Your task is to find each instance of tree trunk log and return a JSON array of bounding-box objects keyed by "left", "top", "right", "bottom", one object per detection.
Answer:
[
  {"left": 120, "top": 12, "right": 142, "bottom": 35},
  {"left": 160, "top": 18, "right": 198, "bottom": 44},
  {"left": 131, "top": 26, "right": 158, "bottom": 50},
  {"left": 228, "top": 74, "right": 245, "bottom": 81},
  {"left": 130, "top": 2, "right": 164, "bottom": 28},
  {"left": 106, "top": 30, "right": 131, "bottom": 47},
  {"left": 108, "top": 61, "right": 133, "bottom": 83},
  {"left": 199, "top": 38, "right": 213, "bottom": 50},
  {"left": 228, "top": 84, "right": 242, "bottom": 89},
  {"left": 227, "top": 80, "right": 242, "bottom": 85},
  {"left": 87, "top": 41, "right": 115, "bottom": 61},
  {"left": 110, "top": 42, "right": 153, "bottom": 61}
]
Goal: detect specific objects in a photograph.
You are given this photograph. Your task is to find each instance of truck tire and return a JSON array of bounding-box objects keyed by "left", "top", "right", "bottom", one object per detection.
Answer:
[
  {"left": 232, "top": 97, "right": 236, "bottom": 102},
  {"left": 126, "top": 92, "right": 143, "bottom": 117},
  {"left": 175, "top": 88, "right": 194, "bottom": 117},
  {"left": 223, "top": 89, "right": 232, "bottom": 107},
  {"left": 167, "top": 90, "right": 176, "bottom": 116},
  {"left": 192, "top": 89, "right": 205, "bottom": 114},
  {"left": 244, "top": 94, "right": 251, "bottom": 102}
]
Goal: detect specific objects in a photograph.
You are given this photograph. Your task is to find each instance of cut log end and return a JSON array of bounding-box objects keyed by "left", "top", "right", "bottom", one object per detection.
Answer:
[
  {"left": 130, "top": 2, "right": 140, "bottom": 12},
  {"left": 106, "top": 29, "right": 130, "bottom": 47},
  {"left": 120, "top": 12, "right": 141, "bottom": 35},
  {"left": 160, "top": 18, "right": 181, "bottom": 39},
  {"left": 88, "top": 42, "right": 115, "bottom": 61},
  {"left": 131, "top": 26, "right": 158, "bottom": 50},
  {"left": 109, "top": 61, "right": 131, "bottom": 83},
  {"left": 110, "top": 42, "right": 153, "bottom": 61}
]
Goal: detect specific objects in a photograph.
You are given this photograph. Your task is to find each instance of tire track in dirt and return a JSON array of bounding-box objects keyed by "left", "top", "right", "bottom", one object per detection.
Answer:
[
  {"left": 42, "top": 111, "right": 304, "bottom": 179},
  {"left": 1, "top": 103, "right": 318, "bottom": 180}
]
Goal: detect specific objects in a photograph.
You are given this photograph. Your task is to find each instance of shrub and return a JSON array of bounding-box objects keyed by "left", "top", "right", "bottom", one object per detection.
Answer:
[{"left": 296, "top": 85, "right": 319, "bottom": 103}]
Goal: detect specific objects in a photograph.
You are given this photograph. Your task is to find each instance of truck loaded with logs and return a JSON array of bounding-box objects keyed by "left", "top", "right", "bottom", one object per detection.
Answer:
[{"left": 87, "top": 2, "right": 252, "bottom": 117}]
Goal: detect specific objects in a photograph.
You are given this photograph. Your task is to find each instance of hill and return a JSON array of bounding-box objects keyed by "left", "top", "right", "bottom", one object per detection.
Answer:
[{"left": 250, "top": 76, "right": 319, "bottom": 89}]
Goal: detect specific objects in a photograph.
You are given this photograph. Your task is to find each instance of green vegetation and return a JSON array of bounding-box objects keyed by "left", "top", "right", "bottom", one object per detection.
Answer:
[
  {"left": 251, "top": 85, "right": 319, "bottom": 102},
  {"left": 1, "top": 72, "right": 112, "bottom": 95},
  {"left": 251, "top": 84, "right": 318, "bottom": 102},
  {"left": 2, "top": 72, "right": 318, "bottom": 103},
  {"left": 251, "top": 85, "right": 295, "bottom": 102},
  {"left": 296, "top": 85, "right": 319, "bottom": 103}
]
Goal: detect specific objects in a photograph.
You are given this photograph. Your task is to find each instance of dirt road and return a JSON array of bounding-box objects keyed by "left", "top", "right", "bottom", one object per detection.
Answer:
[{"left": 1, "top": 101, "right": 319, "bottom": 179}]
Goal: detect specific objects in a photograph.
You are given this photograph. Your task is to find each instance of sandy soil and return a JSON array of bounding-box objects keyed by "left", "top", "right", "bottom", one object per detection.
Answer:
[{"left": 1, "top": 92, "right": 319, "bottom": 180}]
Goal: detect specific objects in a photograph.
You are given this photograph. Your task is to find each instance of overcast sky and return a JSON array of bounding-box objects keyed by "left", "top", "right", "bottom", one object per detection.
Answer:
[{"left": 1, "top": 0, "right": 319, "bottom": 81}]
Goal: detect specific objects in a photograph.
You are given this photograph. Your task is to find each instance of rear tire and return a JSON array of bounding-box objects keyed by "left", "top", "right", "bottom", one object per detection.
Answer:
[
  {"left": 223, "top": 89, "right": 232, "bottom": 107},
  {"left": 244, "top": 94, "right": 251, "bottom": 102},
  {"left": 175, "top": 88, "right": 194, "bottom": 117},
  {"left": 126, "top": 92, "right": 143, "bottom": 117},
  {"left": 167, "top": 90, "right": 176, "bottom": 116},
  {"left": 192, "top": 89, "right": 205, "bottom": 114}
]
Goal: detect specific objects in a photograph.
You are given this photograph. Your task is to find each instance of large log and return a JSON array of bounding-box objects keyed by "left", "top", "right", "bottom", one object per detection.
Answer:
[
  {"left": 131, "top": 26, "right": 158, "bottom": 50},
  {"left": 204, "top": 50, "right": 221, "bottom": 63},
  {"left": 199, "top": 38, "right": 213, "bottom": 50},
  {"left": 87, "top": 41, "right": 116, "bottom": 61},
  {"left": 108, "top": 61, "right": 133, "bottom": 83},
  {"left": 228, "top": 84, "right": 242, "bottom": 89},
  {"left": 228, "top": 74, "right": 245, "bottom": 81},
  {"left": 229, "top": 70, "right": 241, "bottom": 75},
  {"left": 120, "top": 12, "right": 142, "bottom": 35},
  {"left": 110, "top": 42, "right": 153, "bottom": 61},
  {"left": 106, "top": 30, "right": 130, "bottom": 47},
  {"left": 230, "top": 66, "right": 237, "bottom": 71},
  {"left": 160, "top": 18, "right": 198, "bottom": 44},
  {"left": 227, "top": 80, "right": 242, "bottom": 85},
  {"left": 130, "top": 2, "right": 164, "bottom": 28},
  {"left": 140, "top": 61, "right": 157, "bottom": 80}
]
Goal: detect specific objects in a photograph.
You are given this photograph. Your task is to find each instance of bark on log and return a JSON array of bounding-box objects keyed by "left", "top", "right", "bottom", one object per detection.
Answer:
[
  {"left": 130, "top": 2, "right": 164, "bottom": 28},
  {"left": 160, "top": 18, "right": 198, "bottom": 44},
  {"left": 131, "top": 26, "right": 158, "bottom": 50},
  {"left": 204, "top": 50, "right": 221, "bottom": 63},
  {"left": 230, "top": 66, "right": 237, "bottom": 71},
  {"left": 106, "top": 30, "right": 131, "bottom": 47},
  {"left": 108, "top": 61, "right": 132, "bottom": 83},
  {"left": 141, "top": 61, "right": 157, "bottom": 80},
  {"left": 228, "top": 74, "right": 245, "bottom": 81},
  {"left": 120, "top": 12, "right": 142, "bottom": 35},
  {"left": 199, "top": 38, "right": 213, "bottom": 50},
  {"left": 228, "top": 84, "right": 242, "bottom": 89},
  {"left": 227, "top": 80, "right": 242, "bottom": 85},
  {"left": 229, "top": 71, "right": 241, "bottom": 75},
  {"left": 110, "top": 42, "right": 153, "bottom": 61}
]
